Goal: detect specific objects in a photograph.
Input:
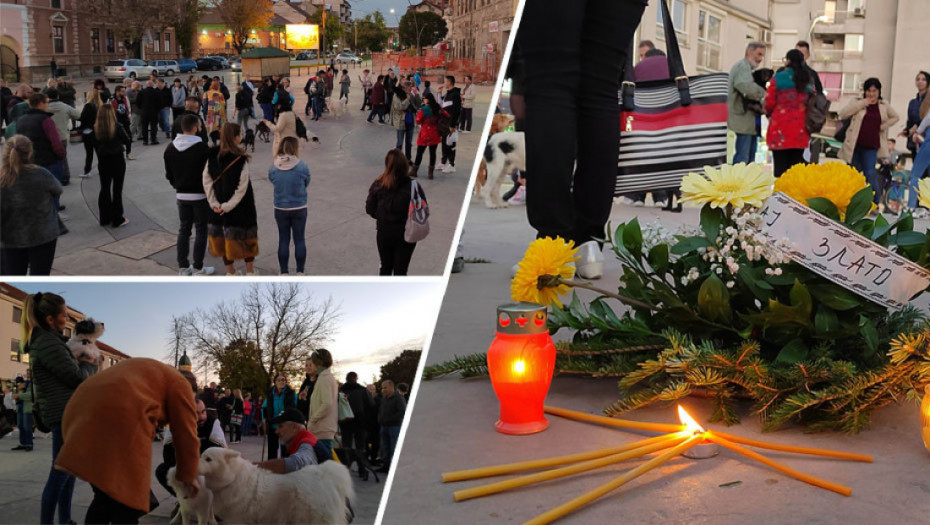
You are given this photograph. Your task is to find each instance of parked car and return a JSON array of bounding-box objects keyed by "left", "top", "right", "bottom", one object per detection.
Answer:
[
  {"left": 206, "top": 55, "right": 229, "bottom": 69},
  {"left": 230, "top": 58, "right": 241, "bottom": 71},
  {"left": 335, "top": 52, "right": 362, "bottom": 64},
  {"left": 295, "top": 50, "right": 319, "bottom": 61},
  {"left": 177, "top": 58, "right": 198, "bottom": 73},
  {"left": 103, "top": 59, "right": 151, "bottom": 82},
  {"left": 196, "top": 58, "right": 223, "bottom": 71},
  {"left": 149, "top": 60, "right": 180, "bottom": 76}
]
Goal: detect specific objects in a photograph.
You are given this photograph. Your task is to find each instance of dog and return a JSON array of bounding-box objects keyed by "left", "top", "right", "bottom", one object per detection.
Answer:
[
  {"left": 744, "top": 68, "right": 775, "bottom": 115},
  {"left": 481, "top": 131, "right": 526, "bottom": 209},
  {"left": 474, "top": 114, "right": 514, "bottom": 201},
  {"left": 209, "top": 130, "right": 220, "bottom": 147},
  {"left": 255, "top": 121, "right": 272, "bottom": 144},
  {"left": 326, "top": 97, "right": 347, "bottom": 118},
  {"left": 241, "top": 128, "right": 256, "bottom": 153},
  {"left": 198, "top": 447, "right": 354, "bottom": 524},
  {"left": 167, "top": 467, "right": 216, "bottom": 525},
  {"left": 67, "top": 318, "right": 104, "bottom": 362}
]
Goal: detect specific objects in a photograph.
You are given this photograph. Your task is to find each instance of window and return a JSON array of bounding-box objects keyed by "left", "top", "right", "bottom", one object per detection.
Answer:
[
  {"left": 52, "top": 26, "right": 65, "bottom": 53},
  {"left": 845, "top": 34, "right": 864, "bottom": 53},
  {"left": 697, "top": 10, "right": 723, "bottom": 71},
  {"left": 106, "top": 30, "right": 115, "bottom": 53},
  {"left": 164, "top": 32, "right": 171, "bottom": 53},
  {"left": 10, "top": 339, "right": 20, "bottom": 362},
  {"left": 90, "top": 28, "right": 100, "bottom": 53},
  {"left": 12, "top": 307, "right": 21, "bottom": 323},
  {"left": 657, "top": 0, "right": 688, "bottom": 39},
  {"left": 51, "top": 0, "right": 61, "bottom": 8},
  {"left": 842, "top": 72, "right": 861, "bottom": 93},
  {"left": 824, "top": 0, "right": 836, "bottom": 19},
  {"left": 154, "top": 32, "right": 160, "bottom": 52},
  {"left": 848, "top": 0, "right": 865, "bottom": 10}
]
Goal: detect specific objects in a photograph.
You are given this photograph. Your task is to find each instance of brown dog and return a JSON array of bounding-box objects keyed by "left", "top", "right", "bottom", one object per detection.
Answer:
[{"left": 474, "top": 114, "right": 515, "bottom": 198}]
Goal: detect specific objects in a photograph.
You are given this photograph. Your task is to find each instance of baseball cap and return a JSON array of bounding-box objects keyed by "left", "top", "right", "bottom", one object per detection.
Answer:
[{"left": 270, "top": 408, "right": 306, "bottom": 426}]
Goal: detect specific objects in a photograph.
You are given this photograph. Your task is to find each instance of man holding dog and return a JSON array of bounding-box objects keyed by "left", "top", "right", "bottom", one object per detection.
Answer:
[{"left": 255, "top": 408, "right": 319, "bottom": 474}]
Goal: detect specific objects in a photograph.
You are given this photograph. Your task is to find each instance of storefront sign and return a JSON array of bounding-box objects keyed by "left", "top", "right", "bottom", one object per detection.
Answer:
[{"left": 759, "top": 192, "right": 930, "bottom": 309}]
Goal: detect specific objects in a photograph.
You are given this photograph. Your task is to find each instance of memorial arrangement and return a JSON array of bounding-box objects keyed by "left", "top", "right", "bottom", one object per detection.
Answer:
[{"left": 426, "top": 162, "right": 930, "bottom": 434}]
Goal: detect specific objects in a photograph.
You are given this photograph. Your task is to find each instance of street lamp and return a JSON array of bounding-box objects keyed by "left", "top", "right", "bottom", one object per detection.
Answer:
[{"left": 807, "top": 14, "right": 831, "bottom": 59}]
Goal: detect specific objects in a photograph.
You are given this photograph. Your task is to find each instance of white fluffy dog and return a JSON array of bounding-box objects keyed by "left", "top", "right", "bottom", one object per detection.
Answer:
[
  {"left": 481, "top": 131, "right": 526, "bottom": 209},
  {"left": 167, "top": 467, "right": 216, "bottom": 525},
  {"left": 198, "top": 448, "right": 354, "bottom": 524},
  {"left": 67, "top": 318, "right": 104, "bottom": 361},
  {"left": 325, "top": 97, "right": 347, "bottom": 118}
]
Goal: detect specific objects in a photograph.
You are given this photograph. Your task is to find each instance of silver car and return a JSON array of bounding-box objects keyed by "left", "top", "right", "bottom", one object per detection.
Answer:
[
  {"left": 335, "top": 52, "right": 361, "bottom": 64},
  {"left": 149, "top": 60, "right": 180, "bottom": 76},
  {"left": 103, "top": 59, "right": 151, "bottom": 82}
]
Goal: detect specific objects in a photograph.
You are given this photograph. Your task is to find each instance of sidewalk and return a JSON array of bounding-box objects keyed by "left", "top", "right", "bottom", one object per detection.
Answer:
[{"left": 0, "top": 431, "right": 385, "bottom": 524}]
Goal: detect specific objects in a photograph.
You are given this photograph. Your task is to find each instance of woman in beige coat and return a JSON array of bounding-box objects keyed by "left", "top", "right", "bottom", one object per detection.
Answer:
[
  {"left": 307, "top": 348, "right": 338, "bottom": 460},
  {"left": 262, "top": 100, "right": 298, "bottom": 156},
  {"left": 837, "top": 77, "right": 899, "bottom": 205}
]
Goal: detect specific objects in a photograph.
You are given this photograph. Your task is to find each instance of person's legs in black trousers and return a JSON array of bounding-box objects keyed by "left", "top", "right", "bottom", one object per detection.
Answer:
[
  {"left": 120, "top": 121, "right": 132, "bottom": 156},
  {"left": 268, "top": 430, "right": 280, "bottom": 459},
  {"left": 0, "top": 247, "right": 30, "bottom": 275},
  {"left": 83, "top": 137, "right": 95, "bottom": 175},
  {"left": 192, "top": 200, "right": 210, "bottom": 271},
  {"left": 772, "top": 148, "right": 805, "bottom": 178},
  {"left": 154, "top": 463, "right": 175, "bottom": 497},
  {"left": 101, "top": 155, "right": 126, "bottom": 226},
  {"left": 26, "top": 239, "right": 57, "bottom": 275},
  {"left": 98, "top": 163, "right": 114, "bottom": 226},
  {"left": 177, "top": 199, "right": 195, "bottom": 269},
  {"left": 521, "top": 0, "right": 646, "bottom": 245},
  {"left": 85, "top": 484, "right": 146, "bottom": 524},
  {"left": 392, "top": 238, "right": 416, "bottom": 275},
  {"left": 376, "top": 228, "right": 397, "bottom": 275}
]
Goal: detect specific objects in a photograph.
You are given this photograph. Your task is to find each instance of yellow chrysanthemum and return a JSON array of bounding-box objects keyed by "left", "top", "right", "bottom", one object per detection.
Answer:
[
  {"left": 775, "top": 162, "right": 873, "bottom": 218},
  {"left": 679, "top": 163, "right": 774, "bottom": 209},
  {"left": 919, "top": 179, "right": 930, "bottom": 209},
  {"left": 511, "top": 237, "right": 578, "bottom": 308}
]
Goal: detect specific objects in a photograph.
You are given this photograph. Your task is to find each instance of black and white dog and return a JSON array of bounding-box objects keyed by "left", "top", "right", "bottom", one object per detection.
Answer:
[
  {"left": 481, "top": 131, "right": 525, "bottom": 209},
  {"left": 241, "top": 128, "right": 256, "bottom": 152},
  {"left": 67, "top": 318, "right": 105, "bottom": 362}
]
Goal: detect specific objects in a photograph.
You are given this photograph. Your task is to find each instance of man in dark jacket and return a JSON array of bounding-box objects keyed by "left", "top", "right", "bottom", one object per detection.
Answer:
[
  {"left": 365, "top": 383, "right": 380, "bottom": 465},
  {"left": 340, "top": 372, "right": 373, "bottom": 480},
  {"left": 171, "top": 97, "right": 208, "bottom": 143},
  {"left": 165, "top": 114, "right": 214, "bottom": 276},
  {"left": 137, "top": 80, "right": 161, "bottom": 145},
  {"left": 16, "top": 93, "right": 67, "bottom": 211},
  {"left": 157, "top": 78, "right": 173, "bottom": 139},
  {"left": 377, "top": 379, "right": 406, "bottom": 472},
  {"left": 296, "top": 357, "right": 315, "bottom": 418},
  {"left": 55, "top": 77, "right": 77, "bottom": 107}
]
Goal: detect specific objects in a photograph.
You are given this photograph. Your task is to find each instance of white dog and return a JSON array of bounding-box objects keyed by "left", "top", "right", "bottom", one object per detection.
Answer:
[
  {"left": 67, "top": 318, "right": 104, "bottom": 361},
  {"left": 198, "top": 448, "right": 354, "bottom": 524},
  {"left": 326, "top": 96, "right": 347, "bottom": 118},
  {"left": 167, "top": 467, "right": 216, "bottom": 525},
  {"left": 481, "top": 131, "right": 526, "bottom": 209}
]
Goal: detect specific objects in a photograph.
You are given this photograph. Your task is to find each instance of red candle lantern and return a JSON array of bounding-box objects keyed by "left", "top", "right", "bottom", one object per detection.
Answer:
[{"left": 487, "top": 302, "right": 557, "bottom": 435}]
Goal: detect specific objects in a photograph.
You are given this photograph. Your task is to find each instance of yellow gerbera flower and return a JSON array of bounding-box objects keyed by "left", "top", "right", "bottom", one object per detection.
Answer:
[
  {"left": 775, "top": 162, "right": 873, "bottom": 218},
  {"left": 919, "top": 179, "right": 930, "bottom": 209},
  {"left": 511, "top": 237, "right": 578, "bottom": 308},
  {"left": 679, "top": 163, "right": 774, "bottom": 209}
]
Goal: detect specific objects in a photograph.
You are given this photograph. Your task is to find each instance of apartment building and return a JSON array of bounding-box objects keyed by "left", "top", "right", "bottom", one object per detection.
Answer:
[{"left": 447, "top": 0, "right": 516, "bottom": 61}]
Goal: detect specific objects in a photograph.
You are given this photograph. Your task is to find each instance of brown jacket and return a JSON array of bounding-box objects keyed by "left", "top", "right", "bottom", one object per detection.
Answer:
[
  {"left": 837, "top": 98, "right": 900, "bottom": 162},
  {"left": 57, "top": 358, "right": 199, "bottom": 512}
]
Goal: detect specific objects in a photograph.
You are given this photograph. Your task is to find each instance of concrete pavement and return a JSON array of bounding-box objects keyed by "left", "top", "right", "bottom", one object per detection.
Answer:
[
  {"left": 48, "top": 69, "right": 491, "bottom": 275},
  {"left": 0, "top": 430, "right": 385, "bottom": 524},
  {"left": 381, "top": 195, "right": 930, "bottom": 524}
]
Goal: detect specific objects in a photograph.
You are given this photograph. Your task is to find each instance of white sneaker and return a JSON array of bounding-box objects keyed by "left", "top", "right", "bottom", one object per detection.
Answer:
[
  {"left": 509, "top": 186, "right": 526, "bottom": 205},
  {"left": 654, "top": 200, "right": 667, "bottom": 208},
  {"left": 443, "top": 164, "right": 455, "bottom": 173},
  {"left": 179, "top": 266, "right": 193, "bottom": 276},
  {"left": 575, "top": 240, "right": 603, "bottom": 280},
  {"left": 633, "top": 200, "right": 645, "bottom": 207},
  {"left": 436, "top": 162, "right": 446, "bottom": 170},
  {"left": 622, "top": 197, "right": 635, "bottom": 206},
  {"left": 193, "top": 266, "right": 215, "bottom": 276},
  {"left": 246, "top": 269, "right": 260, "bottom": 276}
]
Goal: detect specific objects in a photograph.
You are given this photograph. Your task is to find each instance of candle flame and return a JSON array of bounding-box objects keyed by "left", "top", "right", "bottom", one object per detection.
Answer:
[
  {"left": 677, "top": 405, "right": 704, "bottom": 434},
  {"left": 512, "top": 359, "right": 526, "bottom": 375}
]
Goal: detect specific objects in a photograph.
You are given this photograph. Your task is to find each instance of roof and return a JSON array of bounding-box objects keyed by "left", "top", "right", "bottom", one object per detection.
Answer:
[
  {"left": 242, "top": 47, "right": 292, "bottom": 58},
  {"left": 279, "top": 0, "right": 313, "bottom": 20},
  {"left": 97, "top": 341, "right": 131, "bottom": 359}
]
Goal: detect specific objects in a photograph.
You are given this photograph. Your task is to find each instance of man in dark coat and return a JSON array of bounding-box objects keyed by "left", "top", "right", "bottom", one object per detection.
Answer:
[
  {"left": 16, "top": 93, "right": 67, "bottom": 211},
  {"left": 136, "top": 80, "right": 161, "bottom": 145},
  {"left": 157, "top": 78, "right": 173, "bottom": 139},
  {"left": 339, "top": 372, "right": 373, "bottom": 480},
  {"left": 297, "top": 357, "right": 316, "bottom": 419}
]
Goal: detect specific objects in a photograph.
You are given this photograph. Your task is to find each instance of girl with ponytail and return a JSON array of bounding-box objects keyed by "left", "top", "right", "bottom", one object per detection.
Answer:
[{"left": 0, "top": 135, "right": 62, "bottom": 275}]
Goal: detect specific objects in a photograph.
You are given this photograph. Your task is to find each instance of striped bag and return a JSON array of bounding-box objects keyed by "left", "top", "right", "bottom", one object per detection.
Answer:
[{"left": 615, "top": 0, "right": 729, "bottom": 195}]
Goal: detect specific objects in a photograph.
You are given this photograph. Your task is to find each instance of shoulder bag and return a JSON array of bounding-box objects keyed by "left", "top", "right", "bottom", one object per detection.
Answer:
[
  {"left": 404, "top": 180, "right": 430, "bottom": 243},
  {"left": 337, "top": 392, "right": 354, "bottom": 422}
]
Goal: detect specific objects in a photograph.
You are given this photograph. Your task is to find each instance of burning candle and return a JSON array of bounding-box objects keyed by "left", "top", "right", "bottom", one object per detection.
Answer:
[{"left": 486, "top": 303, "right": 557, "bottom": 435}]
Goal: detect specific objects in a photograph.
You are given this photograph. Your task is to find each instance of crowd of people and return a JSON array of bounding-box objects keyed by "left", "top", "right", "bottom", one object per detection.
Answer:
[
  {"left": 0, "top": 291, "right": 410, "bottom": 523},
  {"left": 0, "top": 65, "right": 477, "bottom": 276}
]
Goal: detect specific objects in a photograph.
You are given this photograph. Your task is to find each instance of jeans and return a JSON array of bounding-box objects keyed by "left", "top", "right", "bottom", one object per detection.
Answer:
[
  {"left": 379, "top": 425, "right": 401, "bottom": 467},
  {"left": 376, "top": 227, "right": 416, "bottom": 275},
  {"left": 17, "top": 410, "right": 33, "bottom": 447},
  {"left": 0, "top": 239, "right": 57, "bottom": 275},
  {"left": 361, "top": 88, "right": 371, "bottom": 110},
  {"left": 85, "top": 484, "right": 145, "bottom": 524},
  {"left": 177, "top": 199, "right": 210, "bottom": 269},
  {"left": 908, "top": 139, "right": 930, "bottom": 208},
  {"left": 312, "top": 97, "right": 323, "bottom": 120},
  {"left": 45, "top": 161, "right": 64, "bottom": 212},
  {"left": 367, "top": 105, "right": 384, "bottom": 123},
  {"left": 274, "top": 208, "right": 308, "bottom": 274},
  {"left": 317, "top": 439, "right": 334, "bottom": 460},
  {"left": 396, "top": 122, "right": 414, "bottom": 160},
  {"left": 237, "top": 108, "right": 250, "bottom": 131},
  {"left": 130, "top": 113, "right": 141, "bottom": 139},
  {"left": 459, "top": 107, "right": 473, "bottom": 131},
  {"left": 98, "top": 155, "right": 126, "bottom": 226},
  {"left": 732, "top": 133, "right": 758, "bottom": 165},
  {"left": 41, "top": 424, "right": 76, "bottom": 525},
  {"left": 260, "top": 103, "right": 274, "bottom": 121},
  {"left": 159, "top": 107, "right": 171, "bottom": 134},
  {"left": 851, "top": 147, "right": 880, "bottom": 204},
  {"left": 520, "top": 0, "right": 647, "bottom": 245},
  {"left": 241, "top": 413, "right": 253, "bottom": 436}
]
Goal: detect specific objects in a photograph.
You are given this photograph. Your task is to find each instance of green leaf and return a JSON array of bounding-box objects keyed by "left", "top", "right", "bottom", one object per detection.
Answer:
[
  {"left": 737, "top": 265, "right": 771, "bottom": 302},
  {"left": 859, "top": 315, "right": 879, "bottom": 356},
  {"left": 776, "top": 338, "right": 810, "bottom": 363},
  {"left": 844, "top": 187, "right": 874, "bottom": 225},
  {"left": 671, "top": 236, "right": 713, "bottom": 255},
  {"left": 697, "top": 274, "right": 732, "bottom": 323},
  {"left": 852, "top": 218, "right": 874, "bottom": 238},
  {"left": 568, "top": 292, "right": 586, "bottom": 322},
  {"left": 898, "top": 213, "right": 915, "bottom": 232},
  {"left": 588, "top": 299, "right": 622, "bottom": 332},
  {"left": 701, "top": 205, "right": 725, "bottom": 242},
  {"left": 894, "top": 230, "right": 926, "bottom": 247},
  {"left": 789, "top": 279, "right": 813, "bottom": 316},
  {"left": 814, "top": 305, "right": 839, "bottom": 334},
  {"left": 807, "top": 283, "right": 862, "bottom": 311},
  {"left": 807, "top": 198, "right": 840, "bottom": 222},
  {"left": 648, "top": 244, "right": 670, "bottom": 273},
  {"left": 622, "top": 217, "right": 643, "bottom": 258}
]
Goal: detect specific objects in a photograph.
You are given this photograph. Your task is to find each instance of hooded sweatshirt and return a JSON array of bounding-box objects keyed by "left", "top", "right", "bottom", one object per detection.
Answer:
[
  {"left": 268, "top": 155, "right": 310, "bottom": 210},
  {"left": 164, "top": 134, "right": 210, "bottom": 199}
]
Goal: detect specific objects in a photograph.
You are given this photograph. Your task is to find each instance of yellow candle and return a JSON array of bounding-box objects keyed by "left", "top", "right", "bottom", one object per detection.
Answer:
[
  {"left": 544, "top": 405, "right": 684, "bottom": 434},
  {"left": 524, "top": 434, "right": 704, "bottom": 525},
  {"left": 453, "top": 432, "right": 689, "bottom": 502},
  {"left": 442, "top": 433, "right": 681, "bottom": 483},
  {"left": 921, "top": 385, "right": 930, "bottom": 453},
  {"left": 711, "top": 430, "right": 873, "bottom": 463},
  {"left": 705, "top": 432, "right": 852, "bottom": 496}
]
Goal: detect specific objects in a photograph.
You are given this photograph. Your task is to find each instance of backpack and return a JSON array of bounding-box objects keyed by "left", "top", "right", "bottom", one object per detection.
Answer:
[
  {"left": 806, "top": 92, "right": 830, "bottom": 134},
  {"left": 405, "top": 180, "right": 429, "bottom": 243}
]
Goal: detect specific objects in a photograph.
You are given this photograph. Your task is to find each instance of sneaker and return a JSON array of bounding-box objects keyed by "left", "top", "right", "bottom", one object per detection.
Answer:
[
  {"left": 509, "top": 186, "right": 526, "bottom": 205},
  {"left": 436, "top": 162, "right": 446, "bottom": 170},
  {"left": 246, "top": 269, "right": 260, "bottom": 276},
  {"left": 179, "top": 266, "right": 194, "bottom": 276},
  {"left": 451, "top": 256, "right": 465, "bottom": 273},
  {"left": 622, "top": 197, "right": 636, "bottom": 206},
  {"left": 127, "top": 154, "right": 136, "bottom": 160},
  {"left": 576, "top": 240, "right": 604, "bottom": 280},
  {"left": 654, "top": 200, "right": 667, "bottom": 208},
  {"left": 193, "top": 266, "right": 215, "bottom": 276},
  {"left": 633, "top": 200, "right": 645, "bottom": 207},
  {"left": 80, "top": 172, "right": 92, "bottom": 178},
  {"left": 116, "top": 218, "right": 130, "bottom": 227},
  {"left": 443, "top": 164, "right": 456, "bottom": 173}
]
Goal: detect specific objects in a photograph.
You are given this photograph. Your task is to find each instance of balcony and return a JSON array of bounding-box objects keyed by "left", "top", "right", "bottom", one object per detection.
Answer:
[
  {"left": 808, "top": 49, "right": 847, "bottom": 74},
  {"left": 811, "top": 9, "right": 867, "bottom": 36}
]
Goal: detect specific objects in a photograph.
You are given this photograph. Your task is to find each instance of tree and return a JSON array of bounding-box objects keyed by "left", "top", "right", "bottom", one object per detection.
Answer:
[
  {"left": 174, "top": 0, "right": 205, "bottom": 57},
  {"left": 379, "top": 349, "right": 422, "bottom": 392},
  {"left": 176, "top": 283, "right": 341, "bottom": 386},
  {"left": 310, "top": 7, "right": 346, "bottom": 53},
  {"left": 353, "top": 11, "right": 391, "bottom": 53},
  {"left": 75, "top": 0, "right": 178, "bottom": 58},
  {"left": 398, "top": 10, "right": 446, "bottom": 54},
  {"left": 210, "top": 0, "right": 273, "bottom": 55},
  {"left": 217, "top": 339, "right": 270, "bottom": 398}
]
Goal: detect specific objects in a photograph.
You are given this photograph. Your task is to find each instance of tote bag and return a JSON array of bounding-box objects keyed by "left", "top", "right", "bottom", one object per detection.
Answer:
[
  {"left": 404, "top": 180, "right": 430, "bottom": 243},
  {"left": 616, "top": 0, "right": 729, "bottom": 195}
]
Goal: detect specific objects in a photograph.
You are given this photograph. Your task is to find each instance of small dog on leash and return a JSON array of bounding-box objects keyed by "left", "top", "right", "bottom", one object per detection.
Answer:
[
  {"left": 167, "top": 467, "right": 216, "bottom": 525},
  {"left": 67, "top": 318, "right": 104, "bottom": 362},
  {"left": 255, "top": 121, "right": 271, "bottom": 143},
  {"left": 474, "top": 114, "right": 515, "bottom": 201},
  {"left": 481, "top": 131, "right": 526, "bottom": 209},
  {"left": 241, "top": 128, "right": 256, "bottom": 152}
]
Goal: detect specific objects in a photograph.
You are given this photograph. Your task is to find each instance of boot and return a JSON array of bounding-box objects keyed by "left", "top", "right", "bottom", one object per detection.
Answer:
[
  {"left": 409, "top": 164, "right": 419, "bottom": 178},
  {"left": 428, "top": 165, "right": 435, "bottom": 180}
]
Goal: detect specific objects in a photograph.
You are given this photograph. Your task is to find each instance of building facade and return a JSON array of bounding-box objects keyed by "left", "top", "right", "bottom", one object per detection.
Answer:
[
  {"left": 196, "top": 9, "right": 291, "bottom": 56},
  {"left": 447, "top": 0, "right": 515, "bottom": 62},
  {"left": 0, "top": 283, "right": 129, "bottom": 385}
]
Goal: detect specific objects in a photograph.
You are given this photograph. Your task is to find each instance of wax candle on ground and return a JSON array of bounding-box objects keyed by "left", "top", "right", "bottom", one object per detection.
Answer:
[{"left": 544, "top": 405, "right": 683, "bottom": 434}]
